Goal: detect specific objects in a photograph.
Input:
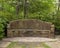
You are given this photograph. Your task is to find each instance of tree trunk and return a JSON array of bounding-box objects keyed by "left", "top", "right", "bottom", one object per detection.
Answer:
[
  {"left": 16, "top": 0, "right": 20, "bottom": 15},
  {"left": 24, "top": 0, "right": 27, "bottom": 18}
]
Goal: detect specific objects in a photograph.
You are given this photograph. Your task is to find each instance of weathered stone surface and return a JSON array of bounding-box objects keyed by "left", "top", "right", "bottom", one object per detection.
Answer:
[
  {"left": 0, "top": 42, "right": 11, "bottom": 48},
  {"left": 7, "top": 19, "right": 55, "bottom": 38}
]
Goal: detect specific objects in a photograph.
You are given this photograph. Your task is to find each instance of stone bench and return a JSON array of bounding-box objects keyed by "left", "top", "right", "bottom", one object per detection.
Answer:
[{"left": 7, "top": 19, "right": 55, "bottom": 38}]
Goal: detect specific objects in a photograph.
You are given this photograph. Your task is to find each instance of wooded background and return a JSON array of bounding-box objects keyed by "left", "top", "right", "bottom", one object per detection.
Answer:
[{"left": 0, "top": 0, "right": 60, "bottom": 39}]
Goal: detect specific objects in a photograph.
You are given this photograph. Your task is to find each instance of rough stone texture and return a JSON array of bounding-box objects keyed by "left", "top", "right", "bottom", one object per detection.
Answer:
[
  {"left": 0, "top": 42, "right": 11, "bottom": 48},
  {"left": 7, "top": 19, "right": 55, "bottom": 38},
  {"left": 3, "top": 37, "right": 58, "bottom": 42},
  {"left": 45, "top": 41, "right": 60, "bottom": 48}
]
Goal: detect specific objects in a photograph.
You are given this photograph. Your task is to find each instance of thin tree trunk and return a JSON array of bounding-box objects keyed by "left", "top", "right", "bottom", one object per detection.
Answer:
[
  {"left": 24, "top": 0, "right": 27, "bottom": 18},
  {"left": 16, "top": 0, "right": 20, "bottom": 15}
]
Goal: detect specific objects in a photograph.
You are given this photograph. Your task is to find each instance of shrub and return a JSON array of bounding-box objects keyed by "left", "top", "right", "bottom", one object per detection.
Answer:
[
  {"left": 0, "top": 17, "right": 8, "bottom": 40},
  {"left": 0, "top": 23, "right": 4, "bottom": 40}
]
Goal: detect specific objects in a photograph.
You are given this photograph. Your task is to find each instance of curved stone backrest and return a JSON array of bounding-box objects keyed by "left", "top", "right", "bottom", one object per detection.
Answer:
[
  {"left": 7, "top": 19, "right": 52, "bottom": 30},
  {"left": 7, "top": 19, "right": 55, "bottom": 38}
]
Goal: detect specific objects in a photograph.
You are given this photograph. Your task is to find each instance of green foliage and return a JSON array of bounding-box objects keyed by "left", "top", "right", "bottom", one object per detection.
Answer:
[
  {"left": 0, "top": 0, "right": 60, "bottom": 35},
  {"left": 0, "top": 18, "right": 4, "bottom": 39},
  {"left": 54, "top": 11, "right": 60, "bottom": 30},
  {"left": 0, "top": 0, "right": 56, "bottom": 20},
  {"left": 27, "top": 0, "right": 56, "bottom": 18},
  {"left": 0, "top": 17, "right": 7, "bottom": 39}
]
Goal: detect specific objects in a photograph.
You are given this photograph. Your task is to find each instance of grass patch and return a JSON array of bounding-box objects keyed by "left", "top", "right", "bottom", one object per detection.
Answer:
[
  {"left": 7, "top": 42, "right": 51, "bottom": 48},
  {"left": 7, "top": 42, "right": 15, "bottom": 48},
  {"left": 42, "top": 42, "right": 51, "bottom": 48},
  {"left": 7, "top": 42, "right": 26, "bottom": 48}
]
